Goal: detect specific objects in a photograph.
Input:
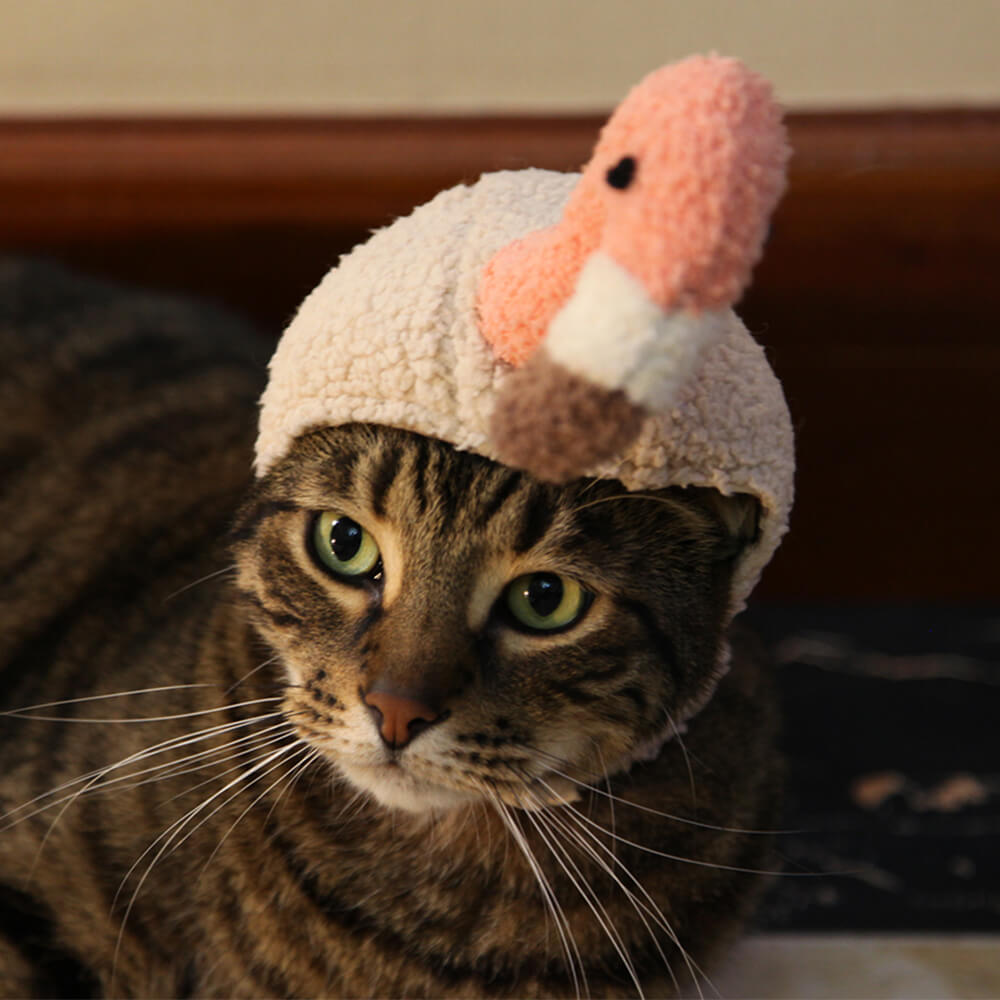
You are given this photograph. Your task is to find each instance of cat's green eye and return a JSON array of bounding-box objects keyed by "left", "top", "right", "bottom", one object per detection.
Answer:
[
  {"left": 505, "top": 573, "right": 590, "bottom": 633},
  {"left": 311, "top": 512, "right": 382, "bottom": 580}
]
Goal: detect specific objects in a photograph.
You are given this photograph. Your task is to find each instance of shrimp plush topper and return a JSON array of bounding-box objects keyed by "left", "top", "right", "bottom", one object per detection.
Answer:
[
  {"left": 480, "top": 55, "right": 789, "bottom": 480},
  {"left": 257, "top": 53, "right": 794, "bottom": 614}
]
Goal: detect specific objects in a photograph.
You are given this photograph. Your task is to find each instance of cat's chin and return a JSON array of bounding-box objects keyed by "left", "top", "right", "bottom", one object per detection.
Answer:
[
  {"left": 337, "top": 760, "right": 478, "bottom": 814},
  {"left": 336, "top": 760, "right": 582, "bottom": 814}
]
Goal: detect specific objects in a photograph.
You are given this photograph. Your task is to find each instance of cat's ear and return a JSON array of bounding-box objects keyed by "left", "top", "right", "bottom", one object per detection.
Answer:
[
  {"left": 669, "top": 487, "right": 761, "bottom": 561},
  {"left": 704, "top": 491, "right": 761, "bottom": 561}
]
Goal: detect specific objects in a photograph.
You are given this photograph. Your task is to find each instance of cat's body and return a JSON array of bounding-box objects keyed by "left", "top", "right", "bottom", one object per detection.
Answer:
[{"left": 0, "top": 260, "right": 781, "bottom": 998}]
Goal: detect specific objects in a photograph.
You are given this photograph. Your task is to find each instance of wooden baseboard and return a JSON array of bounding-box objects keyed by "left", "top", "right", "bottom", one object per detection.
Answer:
[{"left": 2, "top": 111, "right": 999, "bottom": 600}]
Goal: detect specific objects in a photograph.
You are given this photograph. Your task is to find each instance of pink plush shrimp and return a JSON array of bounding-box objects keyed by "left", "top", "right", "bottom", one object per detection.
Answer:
[{"left": 478, "top": 54, "right": 789, "bottom": 482}]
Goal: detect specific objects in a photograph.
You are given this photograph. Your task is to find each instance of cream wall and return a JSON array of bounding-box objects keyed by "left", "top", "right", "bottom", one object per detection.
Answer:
[{"left": 1, "top": 0, "right": 999, "bottom": 114}]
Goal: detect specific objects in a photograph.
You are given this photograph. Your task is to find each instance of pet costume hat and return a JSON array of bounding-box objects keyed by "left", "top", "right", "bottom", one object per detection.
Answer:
[{"left": 256, "top": 54, "right": 794, "bottom": 617}]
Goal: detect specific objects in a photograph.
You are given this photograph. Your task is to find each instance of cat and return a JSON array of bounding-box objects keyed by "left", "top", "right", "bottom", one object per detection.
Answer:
[{"left": 0, "top": 258, "right": 781, "bottom": 998}]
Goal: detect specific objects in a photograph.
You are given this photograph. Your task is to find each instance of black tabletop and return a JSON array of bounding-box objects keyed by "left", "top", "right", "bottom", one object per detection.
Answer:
[{"left": 743, "top": 603, "right": 1000, "bottom": 933}]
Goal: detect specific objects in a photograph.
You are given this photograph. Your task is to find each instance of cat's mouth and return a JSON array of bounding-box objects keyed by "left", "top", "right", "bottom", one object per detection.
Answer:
[
  {"left": 288, "top": 692, "right": 587, "bottom": 814},
  {"left": 336, "top": 758, "right": 479, "bottom": 813},
  {"left": 336, "top": 753, "right": 581, "bottom": 814}
]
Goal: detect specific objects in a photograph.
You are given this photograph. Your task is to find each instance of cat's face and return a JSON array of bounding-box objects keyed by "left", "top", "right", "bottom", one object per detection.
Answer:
[{"left": 233, "top": 424, "right": 752, "bottom": 814}]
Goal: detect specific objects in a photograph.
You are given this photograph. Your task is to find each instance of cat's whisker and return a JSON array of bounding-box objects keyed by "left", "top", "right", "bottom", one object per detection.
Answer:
[
  {"left": 1, "top": 694, "right": 283, "bottom": 724},
  {"left": 111, "top": 741, "right": 302, "bottom": 987},
  {"left": 111, "top": 728, "right": 308, "bottom": 984},
  {"left": 452, "top": 802, "right": 480, "bottom": 850},
  {"left": 530, "top": 748, "right": 792, "bottom": 836},
  {"left": 224, "top": 653, "right": 281, "bottom": 695},
  {"left": 568, "top": 491, "right": 690, "bottom": 516},
  {"left": 263, "top": 745, "right": 323, "bottom": 827},
  {"left": 570, "top": 475, "right": 612, "bottom": 509},
  {"left": 0, "top": 684, "right": 215, "bottom": 715},
  {"left": 0, "top": 712, "right": 289, "bottom": 829},
  {"left": 106, "top": 712, "right": 291, "bottom": 785},
  {"left": 507, "top": 800, "right": 588, "bottom": 1000},
  {"left": 595, "top": 744, "right": 617, "bottom": 859},
  {"left": 553, "top": 793, "right": 806, "bottom": 878},
  {"left": 525, "top": 769, "right": 700, "bottom": 987},
  {"left": 199, "top": 743, "right": 315, "bottom": 875},
  {"left": 518, "top": 790, "right": 645, "bottom": 1000},
  {"left": 659, "top": 704, "right": 699, "bottom": 812},
  {"left": 331, "top": 784, "right": 369, "bottom": 825},
  {"left": 487, "top": 790, "right": 587, "bottom": 1000},
  {"left": 154, "top": 726, "right": 303, "bottom": 810},
  {"left": 162, "top": 563, "right": 238, "bottom": 603},
  {"left": 146, "top": 717, "right": 301, "bottom": 777},
  {"left": 145, "top": 734, "right": 308, "bottom": 865},
  {"left": 538, "top": 795, "right": 685, "bottom": 998},
  {"left": 527, "top": 773, "right": 708, "bottom": 999},
  {"left": 160, "top": 741, "right": 306, "bottom": 867},
  {"left": 115, "top": 717, "right": 298, "bottom": 795},
  {"left": 27, "top": 722, "right": 298, "bottom": 875}
]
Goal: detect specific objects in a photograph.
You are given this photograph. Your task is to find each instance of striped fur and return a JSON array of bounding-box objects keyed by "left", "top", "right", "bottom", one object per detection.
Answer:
[{"left": 0, "top": 259, "right": 781, "bottom": 998}]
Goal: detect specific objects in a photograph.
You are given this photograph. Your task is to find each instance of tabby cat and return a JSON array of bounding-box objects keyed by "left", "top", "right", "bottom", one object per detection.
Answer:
[{"left": 0, "top": 259, "right": 781, "bottom": 998}]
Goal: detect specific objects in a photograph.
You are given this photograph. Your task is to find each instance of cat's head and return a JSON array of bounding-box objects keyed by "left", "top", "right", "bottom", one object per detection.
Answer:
[{"left": 232, "top": 423, "right": 759, "bottom": 814}]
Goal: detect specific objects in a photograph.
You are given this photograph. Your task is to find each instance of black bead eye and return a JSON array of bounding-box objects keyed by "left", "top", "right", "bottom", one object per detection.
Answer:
[{"left": 605, "top": 155, "right": 637, "bottom": 190}]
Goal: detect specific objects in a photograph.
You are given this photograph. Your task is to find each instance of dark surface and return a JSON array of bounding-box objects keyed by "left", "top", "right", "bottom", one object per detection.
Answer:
[{"left": 745, "top": 603, "right": 1000, "bottom": 932}]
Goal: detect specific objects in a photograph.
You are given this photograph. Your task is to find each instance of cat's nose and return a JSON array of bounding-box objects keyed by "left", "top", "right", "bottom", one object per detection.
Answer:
[{"left": 362, "top": 688, "right": 444, "bottom": 749}]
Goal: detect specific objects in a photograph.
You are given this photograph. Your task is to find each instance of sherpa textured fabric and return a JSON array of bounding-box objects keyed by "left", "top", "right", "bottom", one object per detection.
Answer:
[{"left": 256, "top": 168, "right": 794, "bottom": 614}]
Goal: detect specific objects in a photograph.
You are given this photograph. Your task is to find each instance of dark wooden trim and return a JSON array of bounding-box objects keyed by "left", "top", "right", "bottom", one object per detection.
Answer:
[
  {"left": 3, "top": 109, "right": 998, "bottom": 230},
  {"left": 0, "top": 115, "right": 602, "bottom": 234},
  {"left": 2, "top": 110, "right": 999, "bottom": 600},
  {"left": 2, "top": 110, "right": 998, "bottom": 307}
]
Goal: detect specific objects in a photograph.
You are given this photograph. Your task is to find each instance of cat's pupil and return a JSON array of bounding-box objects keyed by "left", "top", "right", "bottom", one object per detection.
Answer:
[
  {"left": 527, "top": 573, "right": 564, "bottom": 617},
  {"left": 330, "top": 518, "right": 363, "bottom": 562}
]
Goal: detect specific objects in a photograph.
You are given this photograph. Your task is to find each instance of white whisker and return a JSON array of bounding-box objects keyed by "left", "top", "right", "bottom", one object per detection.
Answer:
[
  {"left": 263, "top": 746, "right": 322, "bottom": 827},
  {"left": 199, "top": 743, "right": 314, "bottom": 873},
  {"left": 569, "top": 491, "right": 682, "bottom": 516},
  {"left": 1, "top": 711, "right": 289, "bottom": 829},
  {"left": 28, "top": 722, "right": 298, "bottom": 873},
  {"left": 2, "top": 695, "right": 283, "bottom": 724},
  {"left": 531, "top": 749, "right": 792, "bottom": 836},
  {"left": 111, "top": 741, "right": 301, "bottom": 987},
  {"left": 154, "top": 728, "right": 303, "bottom": 809},
  {"left": 556, "top": 792, "right": 804, "bottom": 878},
  {"left": 162, "top": 564, "right": 237, "bottom": 603},
  {"left": 531, "top": 776, "right": 709, "bottom": 998},
  {"left": 224, "top": 654, "right": 281, "bottom": 695},
  {"left": 0, "top": 684, "right": 215, "bottom": 715},
  {"left": 520, "top": 794, "right": 644, "bottom": 999},
  {"left": 661, "top": 704, "right": 698, "bottom": 812},
  {"left": 595, "top": 744, "right": 617, "bottom": 860},
  {"left": 488, "top": 790, "right": 586, "bottom": 999},
  {"left": 542, "top": 797, "right": 684, "bottom": 996},
  {"left": 115, "top": 741, "right": 300, "bottom": 907}
]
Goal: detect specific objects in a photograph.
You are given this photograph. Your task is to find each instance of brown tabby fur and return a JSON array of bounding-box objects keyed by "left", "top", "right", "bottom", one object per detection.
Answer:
[{"left": 0, "top": 259, "right": 781, "bottom": 998}]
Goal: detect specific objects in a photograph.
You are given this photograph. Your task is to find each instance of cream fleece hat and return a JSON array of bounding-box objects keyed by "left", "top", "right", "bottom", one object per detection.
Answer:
[{"left": 256, "top": 55, "right": 794, "bottom": 613}]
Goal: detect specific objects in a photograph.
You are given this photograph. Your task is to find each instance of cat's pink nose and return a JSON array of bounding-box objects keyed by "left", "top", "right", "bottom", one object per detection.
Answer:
[{"left": 363, "top": 689, "right": 442, "bottom": 749}]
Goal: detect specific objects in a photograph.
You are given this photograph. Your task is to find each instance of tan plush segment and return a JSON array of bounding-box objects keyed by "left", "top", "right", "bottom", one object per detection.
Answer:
[
  {"left": 256, "top": 169, "right": 793, "bottom": 612},
  {"left": 491, "top": 348, "right": 646, "bottom": 484}
]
